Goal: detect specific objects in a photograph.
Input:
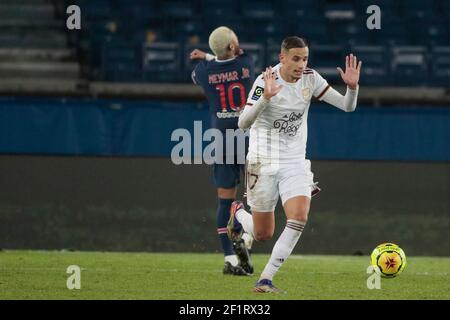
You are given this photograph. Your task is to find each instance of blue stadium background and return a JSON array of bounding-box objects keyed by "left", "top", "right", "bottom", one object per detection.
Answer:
[
  {"left": 1, "top": 97, "right": 449, "bottom": 161},
  {"left": 69, "top": 0, "right": 450, "bottom": 85}
]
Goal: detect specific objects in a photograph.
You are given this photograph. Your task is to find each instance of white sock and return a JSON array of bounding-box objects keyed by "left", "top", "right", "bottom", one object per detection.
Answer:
[
  {"left": 225, "top": 255, "right": 239, "bottom": 267},
  {"left": 236, "top": 208, "right": 255, "bottom": 239},
  {"left": 260, "top": 219, "right": 305, "bottom": 281},
  {"left": 242, "top": 232, "right": 254, "bottom": 250}
]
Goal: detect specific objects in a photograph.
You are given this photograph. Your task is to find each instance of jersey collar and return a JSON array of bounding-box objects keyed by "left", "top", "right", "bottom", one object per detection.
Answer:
[{"left": 215, "top": 57, "right": 236, "bottom": 63}]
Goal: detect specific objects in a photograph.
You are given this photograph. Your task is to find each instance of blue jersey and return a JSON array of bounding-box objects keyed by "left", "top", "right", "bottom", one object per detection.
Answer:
[{"left": 192, "top": 53, "right": 255, "bottom": 132}]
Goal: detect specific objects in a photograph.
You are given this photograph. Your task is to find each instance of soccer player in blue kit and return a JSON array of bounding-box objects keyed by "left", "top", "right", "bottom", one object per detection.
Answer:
[{"left": 190, "top": 26, "right": 254, "bottom": 276}]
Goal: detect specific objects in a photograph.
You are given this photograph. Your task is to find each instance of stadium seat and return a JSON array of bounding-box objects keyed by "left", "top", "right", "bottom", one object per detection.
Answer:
[
  {"left": 99, "top": 38, "right": 141, "bottom": 81},
  {"left": 308, "top": 45, "right": 345, "bottom": 83},
  {"left": 241, "top": 20, "right": 287, "bottom": 45},
  {"left": 172, "top": 19, "right": 207, "bottom": 43},
  {"left": 142, "top": 42, "right": 182, "bottom": 82},
  {"left": 324, "top": 2, "right": 355, "bottom": 21},
  {"left": 351, "top": 45, "right": 390, "bottom": 86},
  {"left": 370, "top": 19, "right": 409, "bottom": 46},
  {"left": 408, "top": 18, "right": 450, "bottom": 46},
  {"left": 330, "top": 20, "right": 372, "bottom": 46},
  {"left": 430, "top": 46, "right": 450, "bottom": 86},
  {"left": 443, "top": 1, "right": 450, "bottom": 18},
  {"left": 203, "top": 1, "right": 238, "bottom": 18},
  {"left": 60, "top": 0, "right": 446, "bottom": 85},
  {"left": 399, "top": 0, "right": 439, "bottom": 20},
  {"left": 240, "top": 43, "right": 265, "bottom": 75},
  {"left": 114, "top": 2, "right": 159, "bottom": 29},
  {"left": 160, "top": 1, "right": 194, "bottom": 19},
  {"left": 240, "top": 1, "right": 274, "bottom": 20},
  {"left": 391, "top": 46, "right": 428, "bottom": 86},
  {"left": 281, "top": 0, "right": 323, "bottom": 14},
  {"left": 80, "top": 0, "right": 113, "bottom": 21},
  {"left": 291, "top": 21, "right": 330, "bottom": 46}
]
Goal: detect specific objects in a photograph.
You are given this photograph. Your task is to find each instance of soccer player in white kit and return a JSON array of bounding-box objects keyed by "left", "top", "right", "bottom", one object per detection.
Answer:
[{"left": 227, "top": 36, "right": 362, "bottom": 293}]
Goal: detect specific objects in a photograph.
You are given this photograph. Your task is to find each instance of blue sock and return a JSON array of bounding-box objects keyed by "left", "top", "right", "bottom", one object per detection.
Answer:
[{"left": 217, "top": 198, "right": 234, "bottom": 256}]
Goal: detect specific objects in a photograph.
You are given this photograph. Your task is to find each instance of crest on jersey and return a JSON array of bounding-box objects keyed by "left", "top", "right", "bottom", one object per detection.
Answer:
[
  {"left": 251, "top": 86, "right": 264, "bottom": 101},
  {"left": 302, "top": 88, "right": 311, "bottom": 99}
]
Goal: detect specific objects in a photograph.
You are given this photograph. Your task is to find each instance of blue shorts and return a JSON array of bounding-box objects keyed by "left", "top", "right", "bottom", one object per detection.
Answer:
[{"left": 213, "top": 163, "right": 245, "bottom": 189}]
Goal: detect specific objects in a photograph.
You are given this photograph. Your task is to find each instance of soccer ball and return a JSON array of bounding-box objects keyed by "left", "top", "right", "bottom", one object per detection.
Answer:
[{"left": 370, "top": 243, "right": 406, "bottom": 278}]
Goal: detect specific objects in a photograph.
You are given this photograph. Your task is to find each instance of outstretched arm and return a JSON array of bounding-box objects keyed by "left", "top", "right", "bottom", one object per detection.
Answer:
[
  {"left": 321, "top": 54, "right": 362, "bottom": 112},
  {"left": 190, "top": 49, "right": 213, "bottom": 85},
  {"left": 321, "top": 86, "right": 359, "bottom": 112},
  {"left": 190, "top": 49, "right": 215, "bottom": 61}
]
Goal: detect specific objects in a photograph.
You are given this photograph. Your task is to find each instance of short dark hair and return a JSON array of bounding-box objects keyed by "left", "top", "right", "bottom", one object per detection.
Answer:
[{"left": 281, "top": 36, "right": 308, "bottom": 52}]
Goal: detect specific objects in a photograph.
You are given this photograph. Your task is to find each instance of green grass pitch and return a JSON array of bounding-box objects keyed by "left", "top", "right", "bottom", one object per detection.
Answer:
[{"left": 1, "top": 250, "right": 449, "bottom": 300}]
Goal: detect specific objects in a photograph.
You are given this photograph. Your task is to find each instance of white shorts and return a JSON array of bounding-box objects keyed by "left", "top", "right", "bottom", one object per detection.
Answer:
[{"left": 246, "top": 160, "right": 315, "bottom": 212}]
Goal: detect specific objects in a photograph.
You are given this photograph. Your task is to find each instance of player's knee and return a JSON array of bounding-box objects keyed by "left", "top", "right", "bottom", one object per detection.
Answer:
[
  {"left": 217, "top": 187, "right": 237, "bottom": 199},
  {"left": 254, "top": 230, "right": 274, "bottom": 241},
  {"left": 290, "top": 212, "right": 308, "bottom": 224},
  {"left": 298, "top": 216, "right": 308, "bottom": 224}
]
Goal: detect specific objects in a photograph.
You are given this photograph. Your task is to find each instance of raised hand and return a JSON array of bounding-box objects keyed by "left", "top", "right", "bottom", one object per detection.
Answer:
[
  {"left": 262, "top": 67, "right": 282, "bottom": 100},
  {"left": 337, "top": 54, "right": 362, "bottom": 90},
  {"left": 190, "top": 49, "right": 206, "bottom": 60}
]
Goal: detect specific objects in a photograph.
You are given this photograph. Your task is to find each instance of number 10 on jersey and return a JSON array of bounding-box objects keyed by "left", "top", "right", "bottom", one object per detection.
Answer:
[{"left": 215, "top": 82, "right": 246, "bottom": 112}]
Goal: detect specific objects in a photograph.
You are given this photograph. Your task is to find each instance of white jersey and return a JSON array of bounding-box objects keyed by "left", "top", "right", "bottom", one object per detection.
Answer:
[{"left": 245, "top": 64, "right": 330, "bottom": 164}]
